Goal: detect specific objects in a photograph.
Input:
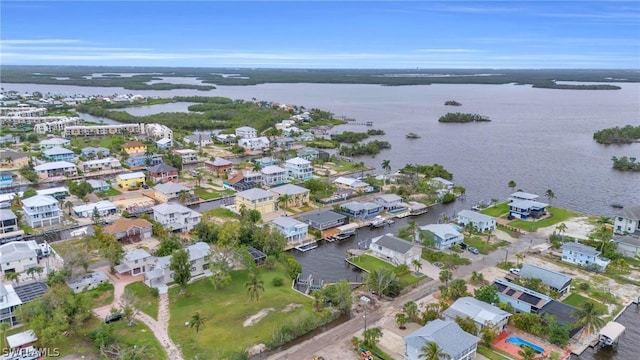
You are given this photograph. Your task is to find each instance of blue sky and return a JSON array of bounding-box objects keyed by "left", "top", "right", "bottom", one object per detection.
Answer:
[{"left": 1, "top": 1, "right": 639, "bottom": 68}]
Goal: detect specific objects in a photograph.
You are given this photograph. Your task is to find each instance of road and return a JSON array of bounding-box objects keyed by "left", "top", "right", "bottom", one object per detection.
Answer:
[{"left": 267, "top": 230, "right": 548, "bottom": 359}]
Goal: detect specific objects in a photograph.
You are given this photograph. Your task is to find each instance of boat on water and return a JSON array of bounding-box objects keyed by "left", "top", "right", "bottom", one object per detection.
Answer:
[
  {"left": 295, "top": 242, "right": 318, "bottom": 252},
  {"left": 406, "top": 132, "right": 421, "bottom": 139},
  {"left": 369, "top": 216, "right": 391, "bottom": 228},
  {"left": 611, "top": 203, "right": 624, "bottom": 209}
]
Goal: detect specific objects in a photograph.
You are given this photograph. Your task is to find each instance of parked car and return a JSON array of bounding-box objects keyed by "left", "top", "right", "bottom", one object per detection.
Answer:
[
  {"left": 105, "top": 313, "right": 123, "bottom": 324},
  {"left": 459, "top": 242, "right": 468, "bottom": 250},
  {"left": 509, "top": 268, "right": 520, "bottom": 275},
  {"left": 468, "top": 247, "right": 480, "bottom": 255}
]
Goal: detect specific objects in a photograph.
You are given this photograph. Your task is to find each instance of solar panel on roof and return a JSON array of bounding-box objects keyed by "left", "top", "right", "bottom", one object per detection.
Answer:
[
  {"left": 14, "top": 282, "right": 48, "bottom": 303},
  {"left": 518, "top": 292, "right": 542, "bottom": 306},
  {"left": 247, "top": 246, "right": 266, "bottom": 260},
  {"left": 506, "top": 289, "right": 516, "bottom": 296}
]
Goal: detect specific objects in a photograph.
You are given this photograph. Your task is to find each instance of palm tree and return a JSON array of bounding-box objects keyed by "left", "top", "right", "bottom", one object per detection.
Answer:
[
  {"left": 439, "top": 269, "right": 452, "bottom": 287},
  {"left": 515, "top": 253, "right": 525, "bottom": 267},
  {"left": 407, "top": 220, "right": 418, "bottom": 242},
  {"left": 252, "top": 162, "right": 262, "bottom": 172},
  {"left": 545, "top": 189, "right": 555, "bottom": 204},
  {"left": 64, "top": 200, "right": 74, "bottom": 215},
  {"left": 395, "top": 312, "right": 408, "bottom": 330},
  {"left": 518, "top": 346, "right": 537, "bottom": 360},
  {"left": 11, "top": 192, "right": 22, "bottom": 207},
  {"left": 381, "top": 159, "right": 391, "bottom": 186},
  {"left": 572, "top": 301, "right": 605, "bottom": 338},
  {"left": 277, "top": 194, "right": 290, "bottom": 215},
  {"left": 363, "top": 327, "right": 383, "bottom": 347},
  {"left": 178, "top": 191, "right": 189, "bottom": 205},
  {"left": 0, "top": 321, "right": 10, "bottom": 350},
  {"left": 420, "top": 341, "right": 451, "bottom": 360},
  {"left": 555, "top": 222, "right": 568, "bottom": 242},
  {"left": 508, "top": 180, "right": 516, "bottom": 192},
  {"left": 412, "top": 259, "right": 422, "bottom": 274},
  {"left": 194, "top": 171, "right": 203, "bottom": 187},
  {"left": 490, "top": 198, "right": 499, "bottom": 207},
  {"left": 190, "top": 312, "right": 207, "bottom": 347},
  {"left": 245, "top": 272, "right": 265, "bottom": 302},
  {"left": 403, "top": 301, "right": 419, "bottom": 322},
  {"left": 4, "top": 272, "right": 18, "bottom": 284}
]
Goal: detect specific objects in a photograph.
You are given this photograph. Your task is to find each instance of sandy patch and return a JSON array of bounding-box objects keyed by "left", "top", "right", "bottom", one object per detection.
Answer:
[
  {"left": 281, "top": 303, "right": 303, "bottom": 312},
  {"left": 243, "top": 308, "right": 275, "bottom": 327},
  {"left": 537, "top": 216, "right": 595, "bottom": 240},
  {"left": 247, "top": 343, "right": 267, "bottom": 356}
]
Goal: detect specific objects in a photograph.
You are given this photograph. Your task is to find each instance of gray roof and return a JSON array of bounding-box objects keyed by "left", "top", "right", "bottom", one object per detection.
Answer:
[
  {"left": 66, "top": 271, "right": 109, "bottom": 291},
  {"left": 152, "top": 202, "right": 194, "bottom": 215},
  {"left": 404, "top": 319, "right": 479, "bottom": 360},
  {"left": 87, "top": 179, "right": 109, "bottom": 189},
  {"left": 443, "top": 297, "right": 511, "bottom": 326},
  {"left": 187, "top": 242, "right": 210, "bottom": 261},
  {"left": 270, "top": 183, "right": 310, "bottom": 196},
  {"left": 261, "top": 165, "right": 287, "bottom": 174},
  {"left": 301, "top": 211, "right": 347, "bottom": 225},
  {"left": 6, "top": 330, "right": 37, "bottom": 349},
  {"left": 147, "top": 163, "right": 178, "bottom": 173},
  {"left": 510, "top": 191, "right": 539, "bottom": 200},
  {"left": 154, "top": 182, "right": 191, "bottom": 194},
  {"left": 271, "top": 216, "right": 307, "bottom": 229},
  {"left": 519, "top": 264, "right": 572, "bottom": 290},
  {"left": 33, "top": 161, "right": 76, "bottom": 171},
  {"left": 0, "top": 209, "right": 17, "bottom": 221},
  {"left": 509, "top": 200, "right": 548, "bottom": 209},
  {"left": 562, "top": 242, "right": 600, "bottom": 256},
  {"left": 237, "top": 188, "right": 273, "bottom": 201},
  {"left": 210, "top": 157, "right": 232, "bottom": 166},
  {"left": 0, "top": 149, "right": 28, "bottom": 160},
  {"left": 457, "top": 209, "right": 495, "bottom": 223},
  {"left": 371, "top": 234, "right": 416, "bottom": 254},
  {"left": 124, "top": 249, "right": 152, "bottom": 263},
  {"left": 43, "top": 147, "right": 74, "bottom": 156},
  {"left": 375, "top": 194, "right": 402, "bottom": 203},
  {"left": 22, "top": 195, "right": 58, "bottom": 207},
  {"left": 341, "top": 201, "right": 381, "bottom": 212},
  {"left": 285, "top": 157, "right": 310, "bottom": 165},
  {"left": 618, "top": 206, "right": 640, "bottom": 220},
  {"left": 0, "top": 240, "right": 39, "bottom": 263}
]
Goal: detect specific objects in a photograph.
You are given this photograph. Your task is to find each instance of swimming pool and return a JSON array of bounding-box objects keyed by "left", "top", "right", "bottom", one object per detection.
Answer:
[{"left": 507, "top": 336, "right": 545, "bottom": 354}]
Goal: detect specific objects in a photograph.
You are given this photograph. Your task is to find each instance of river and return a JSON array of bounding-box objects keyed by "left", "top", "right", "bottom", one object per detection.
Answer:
[{"left": 578, "top": 305, "right": 640, "bottom": 360}]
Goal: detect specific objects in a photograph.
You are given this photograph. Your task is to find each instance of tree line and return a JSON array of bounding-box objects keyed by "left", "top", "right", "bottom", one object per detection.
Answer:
[{"left": 593, "top": 125, "right": 640, "bottom": 144}]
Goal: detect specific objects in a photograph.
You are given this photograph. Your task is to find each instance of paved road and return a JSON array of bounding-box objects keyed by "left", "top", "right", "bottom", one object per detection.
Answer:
[{"left": 267, "top": 230, "right": 548, "bottom": 359}]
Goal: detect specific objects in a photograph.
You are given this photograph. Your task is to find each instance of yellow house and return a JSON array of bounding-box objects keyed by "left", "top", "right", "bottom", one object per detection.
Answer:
[
  {"left": 235, "top": 188, "right": 275, "bottom": 215},
  {"left": 116, "top": 171, "right": 146, "bottom": 190},
  {"left": 269, "top": 184, "right": 310, "bottom": 208},
  {"left": 123, "top": 142, "right": 147, "bottom": 155}
]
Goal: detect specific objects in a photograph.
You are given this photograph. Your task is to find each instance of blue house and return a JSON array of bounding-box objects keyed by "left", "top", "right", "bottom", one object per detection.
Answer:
[
  {"left": 254, "top": 157, "right": 276, "bottom": 167},
  {"left": 87, "top": 179, "right": 111, "bottom": 193},
  {"left": 43, "top": 147, "right": 75, "bottom": 162},
  {"left": 156, "top": 138, "right": 173, "bottom": 149},
  {"left": 508, "top": 200, "right": 548, "bottom": 219},
  {"left": 419, "top": 224, "right": 464, "bottom": 250},
  {"left": 340, "top": 201, "right": 382, "bottom": 220},
  {"left": 81, "top": 147, "right": 110, "bottom": 158},
  {"left": 0, "top": 173, "right": 13, "bottom": 188},
  {"left": 271, "top": 216, "right": 309, "bottom": 243},
  {"left": 125, "top": 153, "right": 163, "bottom": 167}
]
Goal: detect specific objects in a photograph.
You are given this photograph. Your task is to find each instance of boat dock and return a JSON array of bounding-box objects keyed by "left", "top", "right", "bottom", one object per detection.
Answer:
[{"left": 295, "top": 242, "right": 318, "bottom": 252}]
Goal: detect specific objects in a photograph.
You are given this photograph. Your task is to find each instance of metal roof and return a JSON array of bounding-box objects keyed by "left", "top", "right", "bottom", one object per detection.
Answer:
[
  {"left": 562, "top": 242, "right": 600, "bottom": 256},
  {"left": 457, "top": 209, "right": 495, "bottom": 223},
  {"left": 237, "top": 188, "right": 274, "bottom": 201},
  {"left": 261, "top": 165, "right": 287, "bottom": 174},
  {"left": 14, "top": 282, "right": 48, "bottom": 303},
  {"left": 371, "top": 234, "right": 416, "bottom": 254},
  {"left": 271, "top": 216, "right": 307, "bottom": 229},
  {"left": 154, "top": 182, "right": 190, "bottom": 194},
  {"left": 285, "top": 157, "right": 310, "bottom": 165},
  {"left": 519, "top": 264, "right": 572, "bottom": 290},
  {"left": 443, "top": 297, "right": 511, "bottom": 326},
  {"left": 618, "top": 206, "right": 640, "bottom": 220},
  {"left": 510, "top": 191, "right": 539, "bottom": 200},
  {"left": 33, "top": 161, "right": 76, "bottom": 171},
  {"left": 147, "top": 163, "right": 178, "bottom": 173},
  {"left": 599, "top": 322, "right": 626, "bottom": 341},
  {"left": 270, "top": 183, "right": 309, "bottom": 196},
  {"left": 43, "top": 147, "right": 74, "bottom": 155},
  {"left": 6, "top": 330, "right": 37, "bottom": 349},
  {"left": 509, "top": 200, "right": 549, "bottom": 209},
  {"left": 117, "top": 171, "right": 145, "bottom": 180},
  {"left": 404, "top": 319, "right": 479, "bottom": 360},
  {"left": 22, "top": 195, "right": 58, "bottom": 207}
]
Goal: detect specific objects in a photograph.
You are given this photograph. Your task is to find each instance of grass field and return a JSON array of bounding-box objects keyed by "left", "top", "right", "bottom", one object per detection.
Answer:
[
  {"left": 203, "top": 207, "right": 239, "bottom": 219},
  {"left": 480, "top": 202, "right": 510, "bottom": 217},
  {"left": 168, "top": 267, "right": 313, "bottom": 358},
  {"left": 51, "top": 238, "right": 102, "bottom": 264},
  {"left": 125, "top": 281, "right": 159, "bottom": 320},
  {"left": 348, "top": 254, "right": 426, "bottom": 287},
  {"left": 509, "top": 207, "right": 582, "bottom": 231},
  {"left": 562, "top": 293, "right": 608, "bottom": 315},
  {"left": 464, "top": 236, "right": 510, "bottom": 255},
  {"left": 87, "top": 283, "right": 114, "bottom": 308},
  {"left": 99, "top": 187, "right": 122, "bottom": 197}
]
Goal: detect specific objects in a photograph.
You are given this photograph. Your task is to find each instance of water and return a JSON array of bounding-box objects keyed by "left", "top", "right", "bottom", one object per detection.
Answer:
[{"left": 578, "top": 305, "right": 640, "bottom": 360}]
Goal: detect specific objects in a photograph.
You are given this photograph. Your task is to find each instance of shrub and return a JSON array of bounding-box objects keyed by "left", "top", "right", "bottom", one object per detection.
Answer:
[
  {"left": 271, "top": 277, "right": 284, "bottom": 287},
  {"left": 150, "top": 287, "right": 159, "bottom": 298},
  {"left": 442, "top": 193, "right": 456, "bottom": 203}
]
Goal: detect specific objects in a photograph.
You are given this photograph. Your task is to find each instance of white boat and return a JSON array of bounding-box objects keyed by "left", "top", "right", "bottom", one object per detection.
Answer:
[{"left": 369, "top": 216, "right": 389, "bottom": 228}]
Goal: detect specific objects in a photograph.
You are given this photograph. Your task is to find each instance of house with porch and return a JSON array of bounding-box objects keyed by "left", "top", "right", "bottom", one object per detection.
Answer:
[
  {"left": 174, "top": 149, "right": 199, "bottom": 164},
  {"left": 429, "top": 177, "right": 454, "bottom": 192},
  {"left": 0, "top": 240, "right": 40, "bottom": 274},
  {"left": 235, "top": 188, "right": 276, "bottom": 216},
  {"left": 39, "top": 137, "right": 70, "bottom": 150},
  {"left": 81, "top": 157, "right": 122, "bottom": 173},
  {"left": 269, "top": 184, "right": 310, "bottom": 208},
  {"left": 235, "top": 126, "right": 257, "bottom": 139},
  {"left": 43, "top": 147, "right": 75, "bottom": 162},
  {"left": 204, "top": 157, "right": 233, "bottom": 177},
  {"left": 508, "top": 191, "right": 540, "bottom": 202},
  {"left": 125, "top": 153, "right": 163, "bottom": 167},
  {"left": 369, "top": 234, "right": 421, "bottom": 266},
  {"left": 419, "top": 224, "right": 464, "bottom": 249},
  {"left": 238, "top": 137, "right": 270, "bottom": 151},
  {"left": 22, "top": 195, "right": 61, "bottom": 228},
  {"left": 296, "top": 147, "right": 320, "bottom": 161},
  {"left": 271, "top": 216, "right": 309, "bottom": 243},
  {"left": 614, "top": 206, "right": 640, "bottom": 235},
  {"left": 518, "top": 264, "right": 573, "bottom": 296},
  {"left": 153, "top": 183, "right": 195, "bottom": 203},
  {"left": 215, "top": 134, "right": 236, "bottom": 145},
  {"left": 81, "top": 146, "right": 110, "bottom": 158},
  {"left": 374, "top": 194, "right": 403, "bottom": 210},
  {"left": 0, "top": 210, "right": 24, "bottom": 244},
  {"left": 146, "top": 163, "right": 179, "bottom": 184},
  {"left": 340, "top": 201, "right": 382, "bottom": 220},
  {"left": 72, "top": 200, "right": 117, "bottom": 218},
  {"left": 34, "top": 161, "right": 78, "bottom": 179},
  {"left": 404, "top": 319, "right": 480, "bottom": 360},
  {"left": 116, "top": 171, "right": 146, "bottom": 190},
  {"left": 508, "top": 200, "right": 548, "bottom": 219},
  {"left": 261, "top": 165, "right": 288, "bottom": 186},
  {"left": 143, "top": 242, "right": 211, "bottom": 289},
  {"left": 561, "top": 242, "right": 610, "bottom": 270},
  {"left": 155, "top": 137, "right": 173, "bottom": 149},
  {"left": 334, "top": 176, "right": 373, "bottom": 192},
  {"left": 443, "top": 297, "right": 511, "bottom": 335},
  {"left": 105, "top": 218, "right": 153, "bottom": 243},
  {"left": 224, "top": 171, "right": 262, "bottom": 191},
  {"left": 285, "top": 157, "right": 312, "bottom": 181},
  {"left": 123, "top": 142, "right": 147, "bottom": 155},
  {"left": 152, "top": 203, "right": 202, "bottom": 233},
  {"left": 457, "top": 210, "right": 496, "bottom": 232},
  {"left": 254, "top": 157, "right": 275, "bottom": 167},
  {"left": 115, "top": 249, "right": 154, "bottom": 276},
  {"left": 300, "top": 211, "right": 348, "bottom": 231}
]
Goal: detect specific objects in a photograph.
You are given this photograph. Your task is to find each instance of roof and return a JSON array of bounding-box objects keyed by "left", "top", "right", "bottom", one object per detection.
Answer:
[
  {"left": 66, "top": 271, "right": 109, "bottom": 291},
  {"left": 147, "top": 163, "right": 178, "bottom": 173},
  {"left": 123, "top": 142, "right": 145, "bottom": 148},
  {"left": 0, "top": 149, "right": 28, "bottom": 160},
  {"left": 599, "top": 322, "right": 626, "bottom": 340},
  {"left": 236, "top": 126, "right": 256, "bottom": 132},
  {"left": 509, "top": 200, "right": 549, "bottom": 209},
  {"left": 117, "top": 171, "right": 146, "bottom": 180},
  {"left": 73, "top": 200, "right": 116, "bottom": 214},
  {"left": 261, "top": 165, "right": 287, "bottom": 174},
  {"left": 154, "top": 182, "right": 190, "bottom": 194},
  {"left": 404, "top": 319, "right": 479, "bottom": 360},
  {"left": 443, "top": 297, "right": 511, "bottom": 325},
  {"left": 105, "top": 218, "right": 152, "bottom": 234},
  {"left": 510, "top": 191, "right": 539, "bottom": 200},
  {"left": 156, "top": 138, "right": 172, "bottom": 145},
  {"left": 13, "top": 282, "right": 48, "bottom": 303},
  {"left": 124, "top": 249, "right": 152, "bottom": 263},
  {"left": 270, "top": 183, "right": 310, "bottom": 196},
  {"left": 519, "top": 264, "right": 572, "bottom": 290},
  {"left": 457, "top": 209, "right": 495, "bottom": 223},
  {"left": 6, "top": 330, "right": 37, "bottom": 349},
  {"left": 83, "top": 157, "right": 119, "bottom": 166},
  {"left": 420, "top": 224, "right": 462, "bottom": 240},
  {"left": 187, "top": 242, "right": 210, "bottom": 261},
  {"left": 87, "top": 179, "right": 109, "bottom": 189},
  {"left": 285, "top": 157, "right": 310, "bottom": 165},
  {"left": 209, "top": 157, "right": 233, "bottom": 167},
  {"left": 562, "top": 242, "right": 600, "bottom": 256},
  {"left": 36, "top": 186, "right": 68, "bottom": 196},
  {"left": 152, "top": 202, "right": 194, "bottom": 215},
  {"left": 247, "top": 246, "right": 267, "bottom": 261},
  {"left": 341, "top": 201, "right": 381, "bottom": 212},
  {"left": 22, "top": 195, "right": 58, "bottom": 207},
  {"left": 539, "top": 300, "right": 578, "bottom": 326},
  {"left": 0, "top": 209, "right": 17, "bottom": 221},
  {"left": 39, "top": 138, "right": 68, "bottom": 145},
  {"left": 371, "top": 234, "right": 416, "bottom": 254},
  {"left": 430, "top": 177, "right": 454, "bottom": 186},
  {"left": 301, "top": 211, "right": 347, "bottom": 224},
  {"left": 34, "top": 161, "right": 76, "bottom": 171},
  {"left": 0, "top": 240, "right": 39, "bottom": 263},
  {"left": 334, "top": 176, "right": 369, "bottom": 187},
  {"left": 375, "top": 194, "right": 402, "bottom": 203},
  {"left": 618, "top": 206, "right": 640, "bottom": 220},
  {"left": 43, "top": 147, "right": 74, "bottom": 156},
  {"left": 271, "top": 216, "right": 307, "bottom": 229},
  {"left": 237, "top": 188, "right": 274, "bottom": 201}
]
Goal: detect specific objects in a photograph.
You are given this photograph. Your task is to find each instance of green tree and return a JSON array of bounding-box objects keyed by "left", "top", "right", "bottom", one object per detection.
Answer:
[
  {"left": 365, "top": 267, "right": 400, "bottom": 299},
  {"left": 190, "top": 312, "right": 207, "bottom": 348},
  {"left": 420, "top": 341, "right": 451, "bottom": 360},
  {"left": 572, "top": 301, "right": 605, "bottom": 337},
  {"left": 245, "top": 271, "right": 265, "bottom": 302},
  {"left": 170, "top": 248, "right": 191, "bottom": 294},
  {"left": 277, "top": 194, "right": 290, "bottom": 215},
  {"left": 0, "top": 321, "right": 10, "bottom": 350},
  {"left": 455, "top": 316, "right": 478, "bottom": 335},
  {"left": 403, "top": 301, "right": 419, "bottom": 322},
  {"left": 119, "top": 288, "right": 139, "bottom": 327},
  {"left": 363, "top": 327, "right": 383, "bottom": 347},
  {"left": 481, "top": 326, "right": 497, "bottom": 347},
  {"left": 395, "top": 312, "right": 409, "bottom": 329},
  {"left": 448, "top": 279, "right": 468, "bottom": 300},
  {"left": 209, "top": 253, "right": 232, "bottom": 290},
  {"left": 508, "top": 180, "right": 517, "bottom": 191},
  {"left": 518, "top": 346, "right": 537, "bottom": 360},
  {"left": 439, "top": 269, "right": 452, "bottom": 287},
  {"left": 515, "top": 253, "right": 525, "bottom": 267},
  {"left": 545, "top": 189, "right": 555, "bottom": 204},
  {"left": 470, "top": 271, "right": 485, "bottom": 285},
  {"left": 474, "top": 284, "right": 499, "bottom": 305},
  {"left": 381, "top": 159, "right": 391, "bottom": 186},
  {"left": 555, "top": 223, "right": 568, "bottom": 242},
  {"left": 412, "top": 258, "right": 423, "bottom": 274}
]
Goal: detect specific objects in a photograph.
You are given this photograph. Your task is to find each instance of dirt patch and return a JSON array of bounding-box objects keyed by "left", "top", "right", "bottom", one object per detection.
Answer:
[
  {"left": 247, "top": 343, "right": 267, "bottom": 356},
  {"left": 243, "top": 308, "right": 275, "bottom": 327},
  {"left": 281, "top": 303, "right": 303, "bottom": 312},
  {"left": 537, "top": 216, "right": 595, "bottom": 240}
]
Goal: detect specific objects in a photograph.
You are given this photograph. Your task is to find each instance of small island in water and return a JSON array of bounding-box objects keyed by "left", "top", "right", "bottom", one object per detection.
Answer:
[
  {"left": 611, "top": 156, "right": 640, "bottom": 172},
  {"left": 444, "top": 100, "right": 462, "bottom": 106},
  {"left": 438, "top": 112, "right": 491, "bottom": 123},
  {"left": 593, "top": 125, "right": 640, "bottom": 144}
]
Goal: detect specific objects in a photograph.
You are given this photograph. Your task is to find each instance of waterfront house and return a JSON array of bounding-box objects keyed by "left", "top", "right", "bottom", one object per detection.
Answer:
[
  {"left": 173, "top": 149, "right": 199, "bottom": 164},
  {"left": 235, "top": 126, "right": 257, "bottom": 139},
  {"left": 184, "top": 132, "right": 213, "bottom": 147},
  {"left": 224, "top": 171, "right": 261, "bottom": 191},
  {"left": 0, "top": 150, "right": 29, "bottom": 168},
  {"left": 493, "top": 278, "right": 551, "bottom": 313},
  {"left": 34, "top": 161, "right": 78, "bottom": 179},
  {"left": 369, "top": 234, "right": 421, "bottom": 266},
  {"left": 0, "top": 240, "right": 39, "bottom": 274},
  {"left": 285, "top": 157, "right": 313, "bottom": 181},
  {"left": 123, "top": 142, "right": 147, "bottom": 155},
  {"left": 443, "top": 297, "right": 511, "bottom": 335},
  {"left": 296, "top": 147, "right": 319, "bottom": 161},
  {"left": 125, "top": 153, "right": 163, "bottom": 167},
  {"left": 457, "top": 210, "right": 496, "bottom": 232},
  {"left": 261, "top": 165, "right": 288, "bottom": 186},
  {"left": 275, "top": 137, "right": 296, "bottom": 150},
  {"left": 215, "top": 134, "right": 236, "bottom": 145},
  {"left": 333, "top": 176, "right": 373, "bottom": 192},
  {"left": 35, "top": 186, "right": 69, "bottom": 200},
  {"left": 235, "top": 188, "right": 276, "bottom": 216},
  {"left": 152, "top": 203, "right": 202, "bottom": 232},
  {"left": 508, "top": 200, "right": 548, "bottom": 219},
  {"left": 429, "top": 177, "right": 454, "bottom": 191},
  {"left": 204, "top": 157, "right": 233, "bottom": 177},
  {"left": 614, "top": 206, "right": 640, "bottom": 235},
  {"left": 116, "top": 171, "right": 146, "bottom": 190},
  {"left": 0, "top": 210, "right": 24, "bottom": 244},
  {"left": 518, "top": 264, "right": 572, "bottom": 295},
  {"left": 612, "top": 233, "right": 640, "bottom": 257},
  {"left": 81, "top": 157, "right": 122, "bottom": 173},
  {"left": 254, "top": 157, "right": 275, "bottom": 167},
  {"left": 105, "top": 218, "right": 153, "bottom": 243},
  {"left": 404, "top": 319, "right": 480, "bottom": 360},
  {"left": 374, "top": 194, "right": 403, "bottom": 210},
  {"left": 300, "top": 211, "right": 348, "bottom": 231},
  {"left": 115, "top": 249, "right": 154, "bottom": 276},
  {"left": 153, "top": 183, "right": 195, "bottom": 203},
  {"left": 508, "top": 191, "right": 540, "bottom": 202},
  {"left": 81, "top": 146, "right": 110, "bottom": 158},
  {"left": 271, "top": 216, "right": 309, "bottom": 243},
  {"left": 38, "top": 137, "right": 70, "bottom": 150},
  {"left": 561, "top": 242, "right": 610, "bottom": 270},
  {"left": 67, "top": 272, "right": 110, "bottom": 293},
  {"left": 238, "top": 137, "right": 270, "bottom": 151},
  {"left": 419, "top": 224, "right": 464, "bottom": 250},
  {"left": 43, "top": 147, "right": 75, "bottom": 162},
  {"left": 340, "top": 201, "right": 382, "bottom": 220},
  {"left": 86, "top": 179, "right": 110, "bottom": 193},
  {"left": 146, "top": 163, "right": 179, "bottom": 184},
  {"left": 155, "top": 137, "right": 173, "bottom": 149},
  {"left": 21, "top": 195, "right": 61, "bottom": 228},
  {"left": 72, "top": 200, "right": 117, "bottom": 218},
  {"left": 269, "top": 183, "right": 310, "bottom": 207},
  {"left": 143, "top": 242, "right": 211, "bottom": 289}
]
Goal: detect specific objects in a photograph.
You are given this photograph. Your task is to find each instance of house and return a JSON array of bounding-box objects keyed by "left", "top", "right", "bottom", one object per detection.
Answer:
[
  {"left": 283, "top": 126, "right": 302, "bottom": 137},
  {"left": 0, "top": 149, "right": 29, "bottom": 168},
  {"left": 152, "top": 203, "right": 202, "bottom": 232},
  {"left": 369, "top": 234, "right": 422, "bottom": 266},
  {"left": 333, "top": 176, "right": 373, "bottom": 192},
  {"left": 275, "top": 137, "right": 296, "bottom": 150},
  {"left": 81, "top": 157, "right": 122, "bottom": 173},
  {"left": 261, "top": 165, "right": 288, "bottom": 186},
  {"left": 296, "top": 147, "right": 319, "bottom": 161},
  {"left": 614, "top": 206, "right": 640, "bottom": 235},
  {"left": 0, "top": 172, "right": 12, "bottom": 188},
  {"left": 235, "top": 126, "right": 257, "bottom": 139},
  {"left": 115, "top": 249, "right": 153, "bottom": 276},
  {"left": 0, "top": 135, "right": 20, "bottom": 146},
  {"left": 146, "top": 163, "right": 179, "bottom": 184},
  {"left": 116, "top": 171, "right": 146, "bottom": 190},
  {"left": 238, "top": 137, "right": 270, "bottom": 151},
  {"left": 429, "top": 177, "right": 454, "bottom": 190},
  {"left": 42, "top": 147, "right": 75, "bottom": 162},
  {"left": 508, "top": 191, "right": 539, "bottom": 202},
  {"left": 443, "top": 297, "right": 511, "bottom": 335},
  {"left": 86, "top": 179, "right": 111, "bottom": 193},
  {"left": 508, "top": 200, "right": 548, "bottom": 219},
  {"left": 155, "top": 137, "right": 173, "bottom": 149},
  {"left": 21, "top": 195, "right": 61, "bottom": 228},
  {"left": 0, "top": 210, "right": 24, "bottom": 244},
  {"left": 144, "top": 123, "right": 173, "bottom": 140},
  {"left": 419, "top": 224, "right": 464, "bottom": 249},
  {"left": 38, "top": 137, "right": 70, "bottom": 150},
  {"left": 457, "top": 210, "right": 496, "bottom": 232},
  {"left": 5, "top": 329, "right": 39, "bottom": 352},
  {"left": 185, "top": 132, "right": 213, "bottom": 147},
  {"left": 404, "top": 319, "right": 480, "bottom": 360},
  {"left": 123, "top": 142, "right": 147, "bottom": 155},
  {"left": 34, "top": 161, "right": 78, "bottom": 179},
  {"left": 340, "top": 201, "right": 382, "bottom": 220},
  {"left": 269, "top": 184, "right": 311, "bottom": 207},
  {"left": 0, "top": 283, "right": 25, "bottom": 325},
  {"left": 271, "top": 216, "right": 309, "bottom": 243},
  {"left": 67, "top": 272, "right": 109, "bottom": 293},
  {"left": 374, "top": 194, "right": 403, "bottom": 210},
  {"left": 173, "top": 149, "right": 199, "bottom": 164},
  {"left": 81, "top": 146, "right": 110, "bottom": 158},
  {"left": 224, "top": 171, "right": 261, "bottom": 191},
  {"left": 235, "top": 188, "right": 276, "bottom": 215},
  {"left": 254, "top": 157, "right": 275, "bottom": 167},
  {"left": 204, "top": 157, "right": 234, "bottom": 177},
  {"left": 143, "top": 242, "right": 211, "bottom": 289},
  {"left": 518, "top": 264, "right": 572, "bottom": 295},
  {"left": 275, "top": 119, "right": 296, "bottom": 130},
  {"left": 35, "top": 186, "right": 69, "bottom": 200},
  {"left": 215, "top": 133, "right": 236, "bottom": 144},
  {"left": 0, "top": 240, "right": 40, "bottom": 274},
  {"left": 154, "top": 182, "right": 196, "bottom": 204},
  {"left": 561, "top": 242, "right": 610, "bottom": 270},
  {"left": 285, "top": 157, "right": 313, "bottom": 181},
  {"left": 612, "top": 233, "right": 640, "bottom": 257},
  {"left": 300, "top": 211, "right": 348, "bottom": 231},
  {"left": 125, "top": 153, "right": 163, "bottom": 167},
  {"left": 72, "top": 200, "right": 117, "bottom": 218},
  {"left": 105, "top": 218, "right": 153, "bottom": 243}
]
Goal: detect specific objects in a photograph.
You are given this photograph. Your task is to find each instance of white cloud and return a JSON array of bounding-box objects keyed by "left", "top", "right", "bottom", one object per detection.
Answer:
[{"left": 0, "top": 39, "right": 84, "bottom": 45}]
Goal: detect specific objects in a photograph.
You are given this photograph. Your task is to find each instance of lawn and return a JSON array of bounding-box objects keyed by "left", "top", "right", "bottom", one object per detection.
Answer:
[
  {"left": 480, "top": 202, "right": 510, "bottom": 217},
  {"left": 98, "top": 187, "right": 122, "bottom": 197},
  {"left": 348, "top": 254, "right": 426, "bottom": 287},
  {"left": 422, "top": 249, "right": 471, "bottom": 267},
  {"left": 464, "top": 236, "right": 510, "bottom": 255},
  {"left": 87, "top": 282, "right": 114, "bottom": 308},
  {"left": 562, "top": 293, "right": 608, "bottom": 315},
  {"left": 203, "top": 207, "right": 239, "bottom": 219},
  {"left": 125, "top": 281, "right": 159, "bottom": 320},
  {"left": 509, "top": 207, "right": 582, "bottom": 231},
  {"left": 194, "top": 186, "right": 235, "bottom": 200},
  {"left": 168, "top": 267, "right": 313, "bottom": 359},
  {"left": 333, "top": 160, "right": 369, "bottom": 173},
  {"left": 51, "top": 238, "right": 102, "bottom": 264}
]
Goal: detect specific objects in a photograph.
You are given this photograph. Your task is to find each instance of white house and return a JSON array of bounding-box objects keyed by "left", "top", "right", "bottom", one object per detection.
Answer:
[
  {"left": 369, "top": 234, "right": 422, "bottom": 266},
  {"left": 0, "top": 210, "right": 24, "bottom": 244},
  {"left": 81, "top": 157, "right": 122, "bottom": 173},
  {"left": 115, "top": 249, "right": 154, "bottom": 276},
  {"left": 34, "top": 161, "right": 78, "bottom": 179},
  {"left": 374, "top": 194, "right": 403, "bottom": 210},
  {"left": 143, "top": 242, "right": 211, "bottom": 289},
  {"left": 238, "top": 137, "right": 270, "bottom": 151},
  {"left": 22, "top": 195, "right": 62, "bottom": 228},
  {"left": 443, "top": 297, "right": 511, "bottom": 335},
  {"left": 561, "top": 242, "right": 610, "bottom": 271},
  {"left": 457, "top": 210, "right": 496, "bottom": 232},
  {"left": 67, "top": 271, "right": 110, "bottom": 293},
  {"left": 404, "top": 319, "right": 480, "bottom": 360},
  {"left": 0, "top": 240, "right": 40, "bottom": 274},
  {"left": 508, "top": 191, "right": 539, "bottom": 202},
  {"left": 38, "top": 137, "right": 70, "bottom": 150},
  {"left": 429, "top": 177, "right": 454, "bottom": 190},
  {"left": 614, "top": 206, "right": 640, "bottom": 235},
  {"left": 271, "top": 216, "right": 309, "bottom": 243},
  {"left": 420, "top": 224, "right": 464, "bottom": 250},
  {"left": 334, "top": 176, "right": 373, "bottom": 192},
  {"left": 261, "top": 165, "right": 288, "bottom": 186},
  {"left": 72, "top": 200, "right": 117, "bottom": 218},
  {"left": 152, "top": 203, "right": 202, "bottom": 232},
  {"left": 235, "top": 126, "right": 258, "bottom": 139},
  {"left": 285, "top": 157, "right": 312, "bottom": 181}
]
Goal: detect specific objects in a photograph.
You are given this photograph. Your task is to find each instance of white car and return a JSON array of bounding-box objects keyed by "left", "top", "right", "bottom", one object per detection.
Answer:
[{"left": 509, "top": 268, "right": 520, "bottom": 275}]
